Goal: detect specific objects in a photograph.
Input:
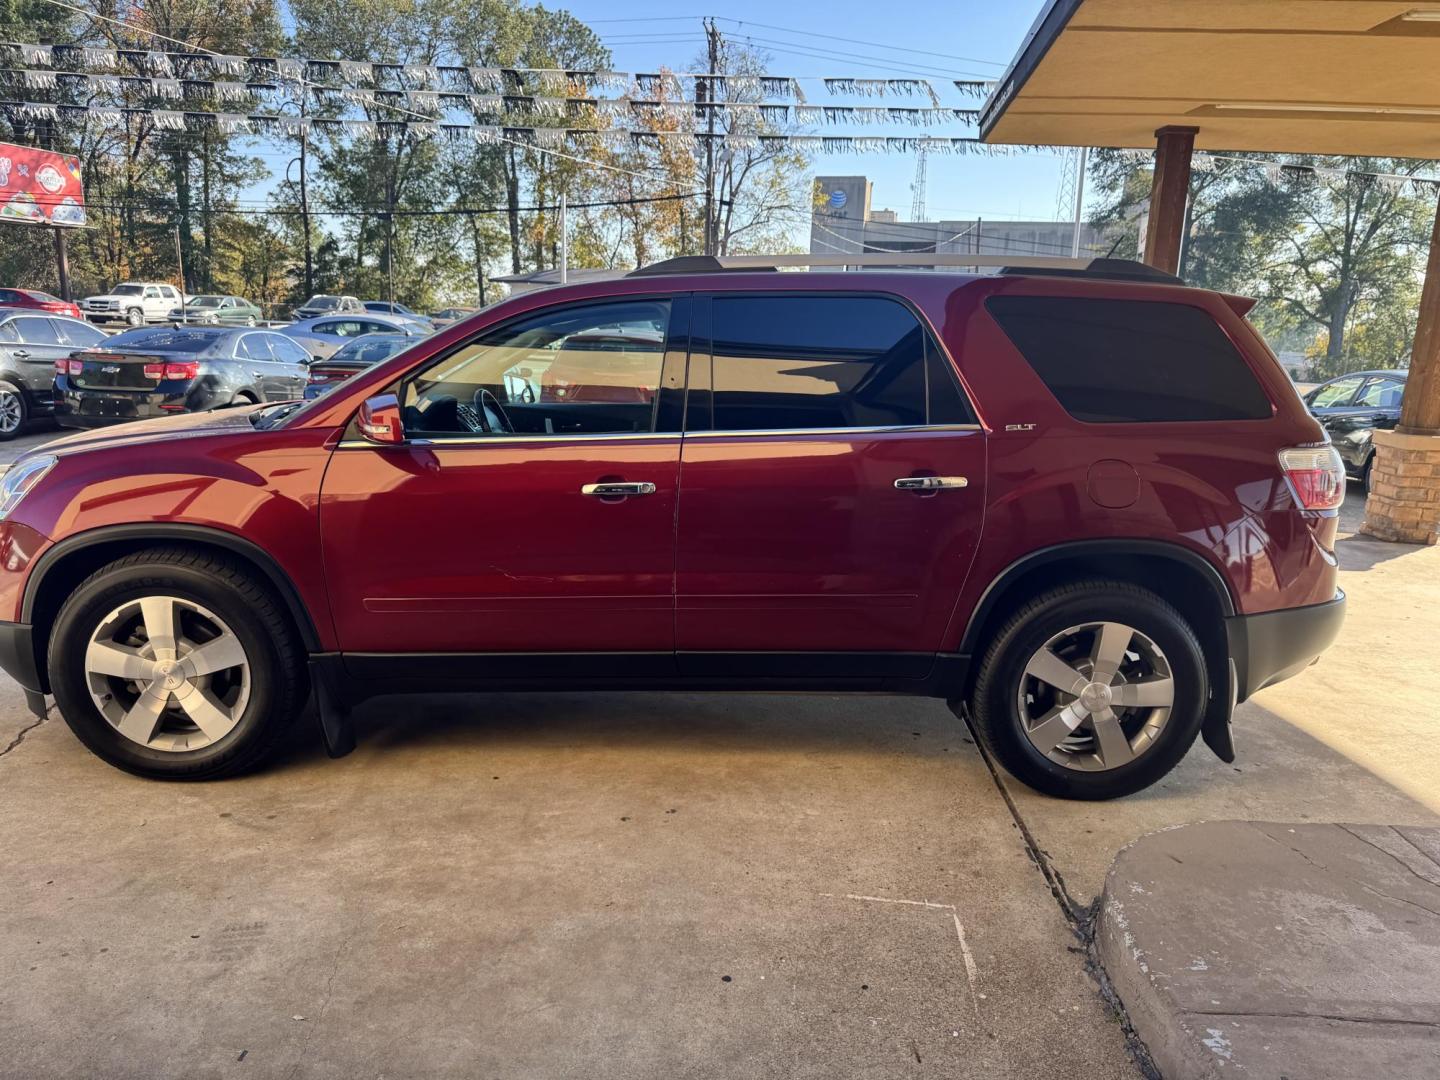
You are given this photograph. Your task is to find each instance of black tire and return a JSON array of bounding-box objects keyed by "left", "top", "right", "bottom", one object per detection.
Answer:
[
  {"left": 967, "top": 580, "right": 1207, "bottom": 800},
  {"left": 0, "top": 378, "right": 28, "bottom": 440},
  {"left": 47, "top": 547, "right": 308, "bottom": 780},
  {"left": 1364, "top": 455, "right": 1375, "bottom": 496},
  {"left": 125, "top": 307, "right": 144, "bottom": 327}
]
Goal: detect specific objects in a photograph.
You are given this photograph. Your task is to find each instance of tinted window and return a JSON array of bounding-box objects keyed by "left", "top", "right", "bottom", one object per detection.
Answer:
[
  {"left": 403, "top": 300, "right": 670, "bottom": 438},
  {"left": 0, "top": 321, "right": 18, "bottom": 343},
  {"left": 53, "top": 319, "right": 106, "bottom": 347},
  {"left": 986, "top": 296, "right": 1272, "bottom": 423},
  {"left": 13, "top": 316, "right": 60, "bottom": 345},
  {"left": 710, "top": 296, "right": 969, "bottom": 431},
  {"left": 0, "top": 289, "right": 18, "bottom": 302}
]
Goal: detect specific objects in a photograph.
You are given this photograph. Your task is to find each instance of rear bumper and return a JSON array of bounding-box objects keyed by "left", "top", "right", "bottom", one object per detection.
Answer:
[
  {"left": 1227, "top": 590, "right": 1346, "bottom": 702},
  {"left": 54, "top": 383, "right": 211, "bottom": 428}
]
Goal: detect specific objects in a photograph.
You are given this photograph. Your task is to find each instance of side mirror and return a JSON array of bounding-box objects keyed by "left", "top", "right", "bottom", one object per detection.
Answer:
[{"left": 358, "top": 393, "right": 405, "bottom": 445}]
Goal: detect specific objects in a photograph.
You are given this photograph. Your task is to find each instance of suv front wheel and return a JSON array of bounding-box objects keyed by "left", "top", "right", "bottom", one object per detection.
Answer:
[
  {"left": 967, "top": 581, "right": 1207, "bottom": 800},
  {"left": 48, "top": 547, "right": 307, "bottom": 780}
]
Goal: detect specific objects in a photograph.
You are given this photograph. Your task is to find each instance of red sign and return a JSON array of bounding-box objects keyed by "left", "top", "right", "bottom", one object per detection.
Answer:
[{"left": 0, "top": 140, "right": 86, "bottom": 227}]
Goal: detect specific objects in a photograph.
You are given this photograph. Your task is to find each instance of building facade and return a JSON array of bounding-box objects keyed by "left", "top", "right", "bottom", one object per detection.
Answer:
[{"left": 810, "top": 176, "right": 1108, "bottom": 265}]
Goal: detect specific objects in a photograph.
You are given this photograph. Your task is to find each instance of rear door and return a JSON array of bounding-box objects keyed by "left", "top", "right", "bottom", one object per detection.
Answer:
[
  {"left": 267, "top": 334, "right": 312, "bottom": 397},
  {"left": 8, "top": 315, "right": 73, "bottom": 396},
  {"left": 674, "top": 292, "right": 987, "bottom": 673}
]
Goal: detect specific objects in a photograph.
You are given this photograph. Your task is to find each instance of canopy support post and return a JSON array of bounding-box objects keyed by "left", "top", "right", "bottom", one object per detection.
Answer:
[
  {"left": 1361, "top": 194, "right": 1440, "bottom": 544},
  {"left": 1143, "top": 126, "right": 1197, "bottom": 277}
]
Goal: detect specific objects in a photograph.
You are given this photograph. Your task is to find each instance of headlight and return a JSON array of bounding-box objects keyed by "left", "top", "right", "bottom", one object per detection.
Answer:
[{"left": 0, "top": 455, "right": 57, "bottom": 521}]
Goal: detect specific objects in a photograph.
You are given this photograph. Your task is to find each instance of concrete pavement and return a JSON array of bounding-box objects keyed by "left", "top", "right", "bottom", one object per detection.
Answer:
[
  {"left": 0, "top": 689, "right": 1135, "bottom": 1079},
  {"left": 1096, "top": 821, "right": 1440, "bottom": 1079}
]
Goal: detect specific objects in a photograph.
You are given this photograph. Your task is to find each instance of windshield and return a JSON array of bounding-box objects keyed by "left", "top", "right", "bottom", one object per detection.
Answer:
[
  {"left": 305, "top": 296, "right": 340, "bottom": 310},
  {"left": 111, "top": 284, "right": 144, "bottom": 296},
  {"left": 187, "top": 296, "right": 224, "bottom": 308},
  {"left": 105, "top": 327, "right": 225, "bottom": 353}
]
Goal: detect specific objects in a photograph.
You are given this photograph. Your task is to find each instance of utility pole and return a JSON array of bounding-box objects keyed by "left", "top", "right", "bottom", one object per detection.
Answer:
[
  {"left": 910, "top": 139, "right": 929, "bottom": 222},
  {"left": 298, "top": 100, "right": 312, "bottom": 298},
  {"left": 1070, "top": 146, "right": 1089, "bottom": 258},
  {"left": 52, "top": 227, "right": 70, "bottom": 301},
  {"left": 701, "top": 17, "right": 720, "bottom": 256},
  {"left": 559, "top": 192, "right": 568, "bottom": 284},
  {"left": 173, "top": 226, "right": 188, "bottom": 322}
]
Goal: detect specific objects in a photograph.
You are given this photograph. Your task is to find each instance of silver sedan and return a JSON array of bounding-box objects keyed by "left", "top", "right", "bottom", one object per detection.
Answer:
[{"left": 277, "top": 313, "right": 428, "bottom": 360}]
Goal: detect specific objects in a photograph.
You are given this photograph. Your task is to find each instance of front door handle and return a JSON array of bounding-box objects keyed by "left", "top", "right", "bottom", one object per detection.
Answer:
[
  {"left": 582, "top": 481, "right": 657, "bottom": 497},
  {"left": 11, "top": 349, "right": 29, "bottom": 359},
  {"left": 894, "top": 475, "right": 969, "bottom": 491}
]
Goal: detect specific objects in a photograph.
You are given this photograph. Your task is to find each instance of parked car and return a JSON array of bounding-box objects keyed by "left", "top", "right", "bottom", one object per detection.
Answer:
[
  {"left": 0, "top": 256, "right": 1345, "bottom": 798},
  {"left": 169, "top": 294, "right": 263, "bottom": 326},
  {"left": 1301, "top": 369, "right": 1406, "bottom": 417},
  {"left": 279, "top": 312, "right": 426, "bottom": 360},
  {"left": 363, "top": 300, "right": 423, "bottom": 319},
  {"left": 53, "top": 325, "right": 311, "bottom": 429},
  {"left": 429, "top": 306, "right": 477, "bottom": 328},
  {"left": 304, "top": 333, "right": 413, "bottom": 399},
  {"left": 538, "top": 328, "right": 665, "bottom": 404},
  {"left": 0, "top": 309, "right": 108, "bottom": 437},
  {"left": 0, "top": 287, "right": 82, "bottom": 320},
  {"left": 293, "top": 294, "right": 363, "bottom": 319},
  {"left": 1319, "top": 375, "right": 1407, "bottom": 491},
  {"left": 80, "top": 282, "right": 184, "bottom": 326}
]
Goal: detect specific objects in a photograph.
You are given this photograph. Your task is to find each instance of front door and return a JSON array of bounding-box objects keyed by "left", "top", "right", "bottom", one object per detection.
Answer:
[
  {"left": 319, "top": 296, "right": 688, "bottom": 665},
  {"left": 674, "top": 293, "right": 986, "bottom": 675}
]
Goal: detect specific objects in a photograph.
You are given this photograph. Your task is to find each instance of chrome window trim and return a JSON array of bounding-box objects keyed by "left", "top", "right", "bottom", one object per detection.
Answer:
[
  {"left": 684, "top": 423, "right": 983, "bottom": 438},
  {"left": 335, "top": 423, "right": 981, "bottom": 450}
]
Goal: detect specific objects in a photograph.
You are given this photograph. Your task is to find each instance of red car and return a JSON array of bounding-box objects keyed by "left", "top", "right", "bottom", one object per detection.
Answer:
[
  {"left": 0, "top": 287, "right": 82, "bottom": 320},
  {"left": 0, "top": 256, "right": 1345, "bottom": 798}
]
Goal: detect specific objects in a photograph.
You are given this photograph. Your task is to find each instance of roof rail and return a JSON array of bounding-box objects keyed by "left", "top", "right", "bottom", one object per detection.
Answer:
[{"left": 627, "top": 253, "right": 1182, "bottom": 285}]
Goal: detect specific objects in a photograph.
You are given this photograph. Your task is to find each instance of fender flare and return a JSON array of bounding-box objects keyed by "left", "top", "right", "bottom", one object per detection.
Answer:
[
  {"left": 958, "top": 538, "right": 1236, "bottom": 657},
  {"left": 22, "top": 522, "right": 323, "bottom": 652}
]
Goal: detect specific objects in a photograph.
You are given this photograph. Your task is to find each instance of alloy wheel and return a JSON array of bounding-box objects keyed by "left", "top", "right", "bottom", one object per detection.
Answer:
[
  {"left": 1016, "top": 621, "right": 1174, "bottom": 772},
  {"left": 84, "top": 595, "right": 251, "bottom": 752},
  {"left": 0, "top": 389, "right": 23, "bottom": 434}
]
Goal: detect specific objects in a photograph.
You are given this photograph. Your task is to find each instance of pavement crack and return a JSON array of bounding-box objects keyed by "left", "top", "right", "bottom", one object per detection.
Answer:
[
  {"left": 959, "top": 708, "right": 1084, "bottom": 931},
  {"left": 0, "top": 712, "right": 47, "bottom": 760},
  {"left": 1255, "top": 824, "right": 1440, "bottom": 921},
  {"left": 1338, "top": 824, "right": 1440, "bottom": 895}
]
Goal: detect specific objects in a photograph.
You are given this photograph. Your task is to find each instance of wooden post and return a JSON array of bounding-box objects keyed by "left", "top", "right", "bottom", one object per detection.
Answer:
[
  {"left": 1399, "top": 195, "right": 1440, "bottom": 436},
  {"left": 52, "top": 226, "right": 71, "bottom": 301},
  {"left": 1143, "top": 126, "right": 1197, "bottom": 276}
]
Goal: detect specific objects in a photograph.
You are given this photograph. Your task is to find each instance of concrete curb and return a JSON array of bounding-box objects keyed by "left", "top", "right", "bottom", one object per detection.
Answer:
[{"left": 1095, "top": 820, "right": 1440, "bottom": 1079}]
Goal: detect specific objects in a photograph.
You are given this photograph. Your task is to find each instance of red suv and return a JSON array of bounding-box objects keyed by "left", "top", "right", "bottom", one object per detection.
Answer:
[{"left": 0, "top": 257, "right": 1346, "bottom": 799}]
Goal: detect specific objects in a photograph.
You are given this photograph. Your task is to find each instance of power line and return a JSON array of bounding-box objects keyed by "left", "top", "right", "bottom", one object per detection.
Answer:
[
  {"left": 722, "top": 35, "right": 991, "bottom": 82},
  {"left": 712, "top": 17, "right": 1006, "bottom": 69},
  {"left": 33, "top": 0, "right": 674, "bottom": 182}
]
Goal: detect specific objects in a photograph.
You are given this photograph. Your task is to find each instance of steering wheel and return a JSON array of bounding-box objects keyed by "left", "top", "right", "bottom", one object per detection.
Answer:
[{"left": 475, "top": 388, "right": 514, "bottom": 434}]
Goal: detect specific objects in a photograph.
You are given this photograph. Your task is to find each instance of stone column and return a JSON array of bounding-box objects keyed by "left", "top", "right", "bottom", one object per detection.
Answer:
[{"left": 1361, "top": 196, "right": 1440, "bottom": 544}]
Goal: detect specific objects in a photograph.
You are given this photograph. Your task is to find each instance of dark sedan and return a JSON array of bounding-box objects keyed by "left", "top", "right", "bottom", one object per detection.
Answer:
[
  {"left": 1319, "top": 376, "right": 1407, "bottom": 491},
  {"left": 55, "top": 325, "right": 311, "bottom": 429},
  {"left": 303, "top": 333, "right": 413, "bottom": 399}
]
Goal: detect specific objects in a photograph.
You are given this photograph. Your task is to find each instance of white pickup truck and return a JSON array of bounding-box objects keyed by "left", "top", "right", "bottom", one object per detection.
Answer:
[{"left": 79, "top": 282, "right": 185, "bottom": 326}]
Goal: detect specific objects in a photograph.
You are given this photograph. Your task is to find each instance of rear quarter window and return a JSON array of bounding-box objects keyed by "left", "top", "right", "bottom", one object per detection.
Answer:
[{"left": 985, "top": 296, "right": 1273, "bottom": 423}]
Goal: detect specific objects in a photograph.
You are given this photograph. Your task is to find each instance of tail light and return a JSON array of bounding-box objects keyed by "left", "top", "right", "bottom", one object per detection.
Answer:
[
  {"left": 54, "top": 359, "right": 67, "bottom": 374},
  {"left": 1278, "top": 446, "right": 1345, "bottom": 510},
  {"left": 142, "top": 361, "right": 200, "bottom": 380},
  {"left": 307, "top": 365, "right": 352, "bottom": 384},
  {"left": 56, "top": 359, "right": 83, "bottom": 375}
]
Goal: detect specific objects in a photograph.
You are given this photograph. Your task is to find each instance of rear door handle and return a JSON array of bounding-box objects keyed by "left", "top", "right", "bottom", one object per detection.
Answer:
[
  {"left": 582, "top": 481, "right": 657, "bottom": 497},
  {"left": 894, "top": 475, "right": 969, "bottom": 491},
  {"left": 11, "top": 349, "right": 29, "bottom": 359}
]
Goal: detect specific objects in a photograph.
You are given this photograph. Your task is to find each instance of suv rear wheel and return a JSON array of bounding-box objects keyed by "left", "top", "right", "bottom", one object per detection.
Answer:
[
  {"left": 967, "top": 581, "right": 1207, "bottom": 800},
  {"left": 48, "top": 548, "right": 307, "bottom": 780}
]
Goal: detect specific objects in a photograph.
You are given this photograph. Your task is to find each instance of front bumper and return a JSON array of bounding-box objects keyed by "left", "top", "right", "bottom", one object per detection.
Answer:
[{"left": 1227, "top": 590, "right": 1346, "bottom": 702}]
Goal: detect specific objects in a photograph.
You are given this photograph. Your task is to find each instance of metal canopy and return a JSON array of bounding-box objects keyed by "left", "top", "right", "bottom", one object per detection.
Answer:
[{"left": 980, "top": 0, "right": 1440, "bottom": 157}]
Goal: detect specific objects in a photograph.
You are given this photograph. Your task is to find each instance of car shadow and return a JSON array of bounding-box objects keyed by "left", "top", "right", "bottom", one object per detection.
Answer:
[
  {"left": 1334, "top": 532, "right": 1427, "bottom": 571},
  {"left": 266, "top": 690, "right": 972, "bottom": 775}
]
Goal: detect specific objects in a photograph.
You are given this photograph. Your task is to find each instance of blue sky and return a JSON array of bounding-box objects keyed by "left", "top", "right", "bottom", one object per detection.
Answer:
[{"left": 557, "top": 0, "right": 1073, "bottom": 228}]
